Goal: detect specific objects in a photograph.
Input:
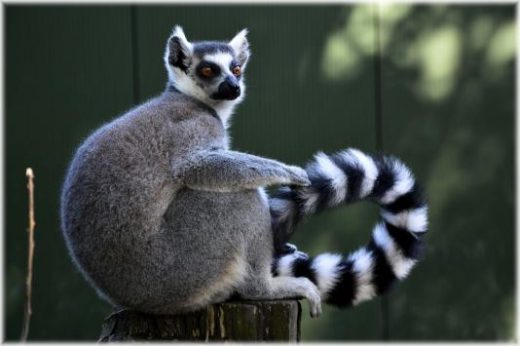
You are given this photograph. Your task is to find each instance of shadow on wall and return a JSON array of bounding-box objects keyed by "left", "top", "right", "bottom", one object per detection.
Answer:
[{"left": 322, "top": 4, "right": 515, "bottom": 99}]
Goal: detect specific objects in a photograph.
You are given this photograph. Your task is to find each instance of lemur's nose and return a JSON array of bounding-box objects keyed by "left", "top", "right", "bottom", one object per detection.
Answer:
[
  {"left": 225, "top": 77, "right": 240, "bottom": 91},
  {"left": 218, "top": 77, "right": 241, "bottom": 100},
  {"left": 229, "top": 83, "right": 240, "bottom": 92}
]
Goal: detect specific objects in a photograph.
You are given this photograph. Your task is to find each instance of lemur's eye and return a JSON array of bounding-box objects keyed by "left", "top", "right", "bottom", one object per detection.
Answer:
[
  {"left": 232, "top": 66, "right": 242, "bottom": 76},
  {"left": 201, "top": 67, "right": 215, "bottom": 78}
]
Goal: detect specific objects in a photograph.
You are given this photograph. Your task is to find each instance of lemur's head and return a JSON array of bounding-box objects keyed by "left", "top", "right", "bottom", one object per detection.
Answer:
[{"left": 164, "top": 26, "right": 250, "bottom": 116}]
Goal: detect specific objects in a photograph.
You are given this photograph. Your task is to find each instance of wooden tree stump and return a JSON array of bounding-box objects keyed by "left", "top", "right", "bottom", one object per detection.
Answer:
[{"left": 98, "top": 299, "right": 302, "bottom": 342}]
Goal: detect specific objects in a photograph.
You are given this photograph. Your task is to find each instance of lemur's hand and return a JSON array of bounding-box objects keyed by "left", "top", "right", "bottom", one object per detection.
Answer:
[{"left": 284, "top": 165, "right": 310, "bottom": 186}]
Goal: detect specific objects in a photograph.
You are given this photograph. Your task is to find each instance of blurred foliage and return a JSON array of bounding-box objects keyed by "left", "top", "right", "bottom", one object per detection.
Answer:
[{"left": 4, "top": 4, "right": 515, "bottom": 341}]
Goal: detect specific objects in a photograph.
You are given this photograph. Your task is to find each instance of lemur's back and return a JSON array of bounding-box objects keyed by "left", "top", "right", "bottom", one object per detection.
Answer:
[{"left": 60, "top": 90, "right": 260, "bottom": 313}]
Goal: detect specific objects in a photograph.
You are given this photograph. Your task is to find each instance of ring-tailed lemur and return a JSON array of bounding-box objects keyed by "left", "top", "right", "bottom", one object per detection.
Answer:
[{"left": 60, "top": 26, "right": 428, "bottom": 318}]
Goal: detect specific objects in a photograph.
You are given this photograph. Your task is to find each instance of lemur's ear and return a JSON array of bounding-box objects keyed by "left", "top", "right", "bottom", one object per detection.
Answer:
[
  {"left": 165, "top": 26, "right": 193, "bottom": 72},
  {"left": 229, "top": 29, "right": 250, "bottom": 68}
]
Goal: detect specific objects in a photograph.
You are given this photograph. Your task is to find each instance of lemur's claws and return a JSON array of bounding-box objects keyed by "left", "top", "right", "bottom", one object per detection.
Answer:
[
  {"left": 309, "top": 300, "right": 322, "bottom": 318},
  {"left": 286, "top": 165, "right": 310, "bottom": 186},
  {"left": 283, "top": 243, "right": 297, "bottom": 254}
]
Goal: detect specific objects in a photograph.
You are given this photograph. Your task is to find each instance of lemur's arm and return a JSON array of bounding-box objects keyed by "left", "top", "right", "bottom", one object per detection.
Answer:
[{"left": 175, "top": 149, "right": 310, "bottom": 192}]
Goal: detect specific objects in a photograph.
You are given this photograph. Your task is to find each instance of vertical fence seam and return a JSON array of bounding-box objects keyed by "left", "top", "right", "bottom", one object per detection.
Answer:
[
  {"left": 130, "top": 6, "right": 141, "bottom": 105},
  {"left": 373, "top": 3, "right": 384, "bottom": 153},
  {"left": 372, "top": 2, "right": 390, "bottom": 341}
]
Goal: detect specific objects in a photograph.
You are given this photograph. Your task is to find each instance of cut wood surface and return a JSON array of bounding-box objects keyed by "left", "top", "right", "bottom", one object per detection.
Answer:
[{"left": 99, "top": 299, "right": 302, "bottom": 342}]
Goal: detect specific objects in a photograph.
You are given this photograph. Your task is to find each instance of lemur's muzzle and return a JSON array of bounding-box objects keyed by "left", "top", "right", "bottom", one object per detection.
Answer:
[{"left": 213, "top": 77, "right": 241, "bottom": 100}]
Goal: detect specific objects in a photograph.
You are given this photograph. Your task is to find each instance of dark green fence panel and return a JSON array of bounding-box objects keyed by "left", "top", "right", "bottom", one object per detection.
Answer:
[
  {"left": 5, "top": 6, "right": 134, "bottom": 340},
  {"left": 4, "top": 4, "right": 515, "bottom": 342},
  {"left": 378, "top": 5, "right": 516, "bottom": 340}
]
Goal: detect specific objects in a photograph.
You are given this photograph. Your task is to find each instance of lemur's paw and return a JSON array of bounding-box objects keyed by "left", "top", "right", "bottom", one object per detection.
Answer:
[
  {"left": 284, "top": 243, "right": 297, "bottom": 253},
  {"left": 298, "top": 277, "right": 321, "bottom": 318},
  {"left": 307, "top": 286, "right": 322, "bottom": 318},
  {"left": 295, "top": 250, "right": 309, "bottom": 260},
  {"left": 285, "top": 165, "right": 310, "bottom": 186},
  {"left": 310, "top": 302, "right": 322, "bottom": 318},
  {"left": 282, "top": 243, "right": 297, "bottom": 254},
  {"left": 280, "top": 243, "right": 309, "bottom": 260}
]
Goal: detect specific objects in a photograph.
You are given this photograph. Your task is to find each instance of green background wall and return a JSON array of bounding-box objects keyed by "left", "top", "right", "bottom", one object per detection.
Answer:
[{"left": 4, "top": 4, "right": 516, "bottom": 341}]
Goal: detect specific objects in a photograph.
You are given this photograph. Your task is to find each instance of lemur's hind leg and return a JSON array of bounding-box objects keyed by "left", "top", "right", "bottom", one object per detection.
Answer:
[
  {"left": 237, "top": 272, "right": 322, "bottom": 317},
  {"left": 270, "top": 192, "right": 296, "bottom": 256}
]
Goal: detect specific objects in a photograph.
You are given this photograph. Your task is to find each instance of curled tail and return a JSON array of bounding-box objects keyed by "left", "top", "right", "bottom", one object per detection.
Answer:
[{"left": 270, "top": 148, "right": 428, "bottom": 307}]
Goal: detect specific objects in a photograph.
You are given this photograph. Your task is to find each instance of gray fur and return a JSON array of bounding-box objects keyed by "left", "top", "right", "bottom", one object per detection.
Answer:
[{"left": 61, "top": 27, "right": 322, "bottom": 317}]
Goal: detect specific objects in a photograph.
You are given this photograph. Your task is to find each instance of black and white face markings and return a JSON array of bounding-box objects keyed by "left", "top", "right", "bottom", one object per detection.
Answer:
[
  {"left": 164, "top": 26, "right": 250, "bottom": 116},
  {"left": 190, "top": 42, "right": 244, "bottom": 100}
]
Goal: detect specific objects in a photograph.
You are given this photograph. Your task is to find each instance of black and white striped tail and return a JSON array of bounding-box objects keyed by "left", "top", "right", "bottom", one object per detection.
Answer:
[{"left": 270, "top": 148, "right": 428, "bottom": 307}]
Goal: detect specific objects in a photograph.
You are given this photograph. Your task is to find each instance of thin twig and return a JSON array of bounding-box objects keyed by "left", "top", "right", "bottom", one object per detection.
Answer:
[{"left": 21, "top": 168, "right": 35, "bottom": 342}]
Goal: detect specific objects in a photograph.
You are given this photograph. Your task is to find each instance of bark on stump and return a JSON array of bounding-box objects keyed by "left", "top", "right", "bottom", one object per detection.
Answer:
[{"left": 98, "top": 299, "right": 302, "bottom": 342}]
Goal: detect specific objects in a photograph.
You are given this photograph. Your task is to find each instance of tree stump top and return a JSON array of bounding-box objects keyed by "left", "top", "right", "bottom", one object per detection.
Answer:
[{"left": 99, "top": 299, "right": 302, "bottom": 342}]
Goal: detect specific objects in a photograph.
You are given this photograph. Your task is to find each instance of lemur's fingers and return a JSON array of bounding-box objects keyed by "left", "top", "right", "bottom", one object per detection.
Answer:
[
  {"left": 278, "top": 243, "right": 308, "bottom": 257},
  {"left": 284, "top": 243, "right": 298, "bottom": 254},
  {"left": 298, "top": 277, "right": 322, "bottom": 318},
  {"left": 310, "top": 301, "right": 322, "bottom": 318},
  {"left": 284, "top": 165, "right": 311, "bottom": 186}
]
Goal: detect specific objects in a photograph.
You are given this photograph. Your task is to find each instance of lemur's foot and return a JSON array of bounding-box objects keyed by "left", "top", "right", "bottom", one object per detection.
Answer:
[
  {"left": 288, "top": 276, "right": 322, "bottom": 318},
  {"left": 310, "top": 301, "right": 322, "bottom": 318},
  {"left": 303, "top": 279, "right": 322, "bottom": 318},
  {"left": 281, "top": 243, "right": 309, "bottom": 258}
]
